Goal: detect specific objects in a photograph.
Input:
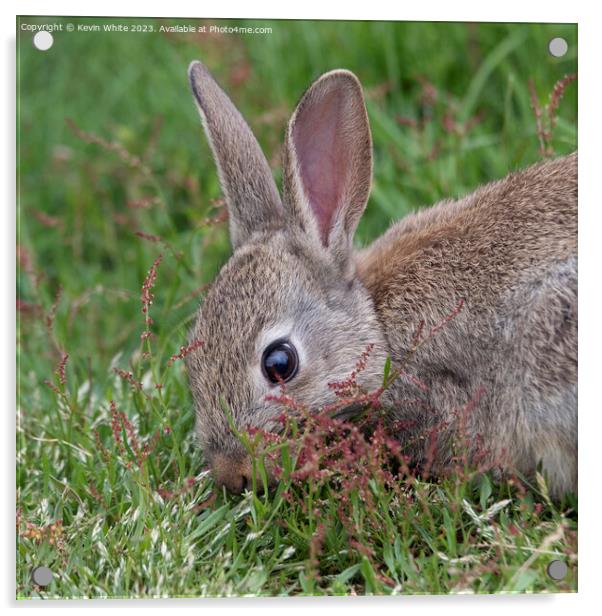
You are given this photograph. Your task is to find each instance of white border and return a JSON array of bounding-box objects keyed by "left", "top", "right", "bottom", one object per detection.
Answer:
[{"left": 4, "top": 1, "right": 602, "bottom": 614}]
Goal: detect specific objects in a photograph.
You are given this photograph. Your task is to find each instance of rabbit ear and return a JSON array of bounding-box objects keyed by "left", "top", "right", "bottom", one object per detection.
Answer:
[
  {"left": 283, "top": 69, "right": 372, "bottom": 268},
  {"left": 188, "top": 61, "right": 284, "bottom": 249}
]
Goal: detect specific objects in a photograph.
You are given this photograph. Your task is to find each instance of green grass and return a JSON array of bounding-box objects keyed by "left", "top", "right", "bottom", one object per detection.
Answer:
[{"left": 16, "top": 17, "right": 577, "bottom": 597}]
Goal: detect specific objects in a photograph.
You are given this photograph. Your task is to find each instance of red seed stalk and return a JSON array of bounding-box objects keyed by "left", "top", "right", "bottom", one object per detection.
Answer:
[
  {"left": 167, "top": 338, "right": 204, "bottom": 366},
  {"left": 141, "top": 254, "right": 163, "bottom": 326}
]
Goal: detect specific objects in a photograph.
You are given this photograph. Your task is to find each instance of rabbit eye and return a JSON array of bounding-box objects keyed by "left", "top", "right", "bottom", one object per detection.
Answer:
[{"left": 261, "top": 340, "right": 299, "bottom": 384}]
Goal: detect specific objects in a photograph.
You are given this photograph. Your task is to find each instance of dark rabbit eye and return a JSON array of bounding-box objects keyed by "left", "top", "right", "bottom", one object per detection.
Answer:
[{"left": 261, "top": 340, "right": 299, "bottom": 384}]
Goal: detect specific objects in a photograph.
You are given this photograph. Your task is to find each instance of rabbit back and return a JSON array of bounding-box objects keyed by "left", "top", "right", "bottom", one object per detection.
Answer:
[{"left": 356, "top": 153, "right": 577, "bottom": 495}]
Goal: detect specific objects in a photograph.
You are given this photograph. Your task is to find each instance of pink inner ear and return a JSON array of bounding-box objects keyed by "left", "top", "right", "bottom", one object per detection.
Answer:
[{"left": 293, "top": 89, "right": 349, "bottom": 245}]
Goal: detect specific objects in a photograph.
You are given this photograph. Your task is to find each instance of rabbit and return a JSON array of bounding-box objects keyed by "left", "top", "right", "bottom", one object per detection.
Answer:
[{"left": 184, "top": 60, "right": 577, "bottom": 497}]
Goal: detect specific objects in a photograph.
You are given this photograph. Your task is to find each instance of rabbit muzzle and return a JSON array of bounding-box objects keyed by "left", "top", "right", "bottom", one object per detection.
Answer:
[{"left": 211, "top": 452, "right": 254, "bottom": 494}]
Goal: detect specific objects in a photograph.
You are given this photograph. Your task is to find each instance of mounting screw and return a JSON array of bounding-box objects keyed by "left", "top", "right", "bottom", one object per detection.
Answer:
[
  {"left": 547, "top": 560, "right": 568, "bottom": 581},
  {"left": 31, "top": 566, "right": 53, "bottom": 587}
]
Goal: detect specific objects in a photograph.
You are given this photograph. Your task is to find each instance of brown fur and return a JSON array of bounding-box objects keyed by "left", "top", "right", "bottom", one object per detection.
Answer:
[
  {"left": 357, "top": 154, "right": 577, "bottom": 494},
  {"left": 185, "top": 61, "right": 577, "bottom": 496}
]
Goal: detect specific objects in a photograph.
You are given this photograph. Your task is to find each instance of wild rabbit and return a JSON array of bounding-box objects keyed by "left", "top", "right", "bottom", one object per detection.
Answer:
[{"left": 185, "top": 61, "right": 577, "bottom": 497}]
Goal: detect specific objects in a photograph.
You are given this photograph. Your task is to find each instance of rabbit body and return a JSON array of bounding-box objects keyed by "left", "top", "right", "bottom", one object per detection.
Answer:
[
  {"left": 357, "top": 154, "right": 577, "bottom": 495},
  {"left": 185, "top": 61, "right": 577, "bottom": 496}
]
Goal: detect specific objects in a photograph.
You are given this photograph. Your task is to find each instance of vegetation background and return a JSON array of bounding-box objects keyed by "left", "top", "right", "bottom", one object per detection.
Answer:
[{"left": 17, "top": 16, "right": 577, "bottom": 598}]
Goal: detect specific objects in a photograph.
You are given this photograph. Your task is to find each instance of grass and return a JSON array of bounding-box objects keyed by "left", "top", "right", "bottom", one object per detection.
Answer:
[{"left": 16, "top": 17, "right": 577, "bottom": 597}]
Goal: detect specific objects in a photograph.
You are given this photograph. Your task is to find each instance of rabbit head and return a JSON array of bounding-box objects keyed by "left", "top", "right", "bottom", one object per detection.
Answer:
[{"left": 185, "top": 62, "right": 389, "bottom": 492}]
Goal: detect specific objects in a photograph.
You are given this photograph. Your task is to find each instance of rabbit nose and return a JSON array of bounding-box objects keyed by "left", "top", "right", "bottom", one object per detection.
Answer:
[{"left": 211, "top": 453, "right": 253, "bottom": 494}]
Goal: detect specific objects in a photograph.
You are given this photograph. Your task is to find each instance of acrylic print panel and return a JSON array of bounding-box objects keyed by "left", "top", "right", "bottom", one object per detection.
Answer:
[{"left": 16, "top": 16, "right": 577, "bottom": 598}]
